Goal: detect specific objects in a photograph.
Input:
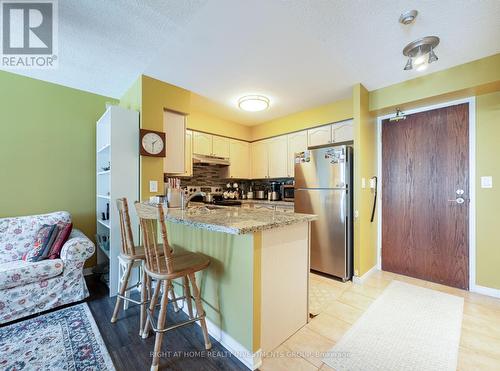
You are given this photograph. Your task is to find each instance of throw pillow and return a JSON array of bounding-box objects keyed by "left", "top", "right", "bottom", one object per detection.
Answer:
[
  {"left": 23, "top": 224, "right": 57, "bottom": 262},
  {"left": 37, "top": 225, "right": 60, "bottom": 261},
  {"left": 48, "top": 222, "right": 73, "bottom": 259}
]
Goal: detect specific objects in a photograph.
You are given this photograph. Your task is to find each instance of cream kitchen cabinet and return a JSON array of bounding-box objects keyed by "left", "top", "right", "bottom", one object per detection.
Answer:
[
  {"left": 251, "top": 140, "right": 269, "bottom": 179},
  {"left": 307, "top": 120, "right": 354, "bottom": 147},
  {"left": 193, "top": 131, "right": 212, "bottom": 156},
  {"left": 163, "top": 110, "right": 186, "bottom": 174},
  {"left": 267, "top": 136, "right": 288, "bottom": 178},
  {"left": 287, "top": 130, "right": 308, "bottom": 177},
  {"left": 193, "top": 132, "right": 230, "bottom": 157},
  {"left": 224, "top": 139, "right": 250, "bottom": 179},
  {"left": 212, "top": 135, "right": 230, "bottom": 158},
  {"left": 183, "top": 130, "right": 193, "bottom": 177},
  {"left": 331, "top": 119, "right": 354, "bottom": 143},
  {"left": 307, "top": 125, "right": 332, "bottom": 147}
]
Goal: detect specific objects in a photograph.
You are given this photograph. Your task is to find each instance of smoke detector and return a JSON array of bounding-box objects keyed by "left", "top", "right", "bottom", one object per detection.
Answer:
[{"left": 399, "top": 10, "right": 418, "bottom": 25}]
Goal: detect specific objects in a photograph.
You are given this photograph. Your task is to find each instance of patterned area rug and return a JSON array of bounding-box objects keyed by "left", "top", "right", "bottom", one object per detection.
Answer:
[{"left": 0, "top": 303, "right": 115, "bottom": 370}]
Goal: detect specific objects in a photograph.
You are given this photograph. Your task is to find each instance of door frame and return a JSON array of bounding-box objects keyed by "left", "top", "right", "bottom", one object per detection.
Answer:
[{"left": 376, "top": 97, "right": 476, "bottom": 291}]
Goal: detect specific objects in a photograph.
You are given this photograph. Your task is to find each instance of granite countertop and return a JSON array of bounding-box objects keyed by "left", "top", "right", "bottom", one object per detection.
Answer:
[
  {"left": 240, "top": 199, "right": 294, "bottom": 207},
  {"left": 163, "top": 206, "right": 316, "bottom": 235}
]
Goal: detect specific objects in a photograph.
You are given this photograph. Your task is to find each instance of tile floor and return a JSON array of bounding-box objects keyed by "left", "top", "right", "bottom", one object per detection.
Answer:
[{"left": 259, "top": 270, "right": 500, "bottom": 371}]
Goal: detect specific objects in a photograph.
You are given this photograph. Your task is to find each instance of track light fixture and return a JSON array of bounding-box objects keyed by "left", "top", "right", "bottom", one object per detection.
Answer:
[{"left": 402, "top": 36, "right": 440, "bottom": 71}]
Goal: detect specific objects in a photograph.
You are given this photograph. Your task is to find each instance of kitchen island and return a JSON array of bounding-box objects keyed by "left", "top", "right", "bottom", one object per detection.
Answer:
[{"left": 163, "top": 206, "right": 316, "bottom": 370}]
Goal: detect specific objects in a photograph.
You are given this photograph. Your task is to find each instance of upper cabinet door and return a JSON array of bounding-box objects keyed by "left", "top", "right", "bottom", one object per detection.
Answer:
[
  {"left": 183, "top": 130, "right": 193, "bottom": 177},
  {"left": 212, "top": 135, "right": 230, "bottom": 158},
  {"left": 193, "top": 132, "right": 212, "bottom": 156},
  {"left": 307, "top": 125, "right": 332, "bottom": 147},
  {"left": 287, "top": 130, "right": 308, "bottom": 177},
  {"left": 227, "top": 139, "right": 250, "bottom": 179},
  {"left": 268, "top": 136, "right": 288, "bottom": 178},
  {"left": 251, "top": 140, "right": 269, "bottom": 179},
  {"left": 332, "top": 119, "right": 354, "bottom": 143},
  {"left": 163, "top": 110, "right": 186, "bottom": 174}
]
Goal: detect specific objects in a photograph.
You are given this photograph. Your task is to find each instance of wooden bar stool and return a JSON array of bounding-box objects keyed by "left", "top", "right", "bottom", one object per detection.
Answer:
[
  {"left": 110, "top": 198, "right": 178, "bottom": 336},
  {"left": 135, "top": 201, "right": 212, "bottom": 371}
]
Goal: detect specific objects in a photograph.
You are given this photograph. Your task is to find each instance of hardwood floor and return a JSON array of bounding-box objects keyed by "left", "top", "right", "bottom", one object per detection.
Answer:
[
  {"left": 259, "top": 271, "right": 500, "bottom": 371},
  {"left": 85, "top": 275, "right": 247, "bottom": 371}
]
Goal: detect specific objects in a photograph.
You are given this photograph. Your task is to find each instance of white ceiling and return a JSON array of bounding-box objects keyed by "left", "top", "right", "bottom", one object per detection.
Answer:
[{"left": 5, "top": 0, "right": 500, "bottom": 125}]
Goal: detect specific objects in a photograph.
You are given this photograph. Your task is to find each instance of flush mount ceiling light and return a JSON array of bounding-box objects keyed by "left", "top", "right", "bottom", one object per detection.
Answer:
[
  {"left": 399, "top": 10, "right": 418, "bottom": 25},
  {"left": 402, "top": 36, "right": 440, "bottom": 71},
  {"left": 238, "top": 95, "right": 270, "bottom": 112}
]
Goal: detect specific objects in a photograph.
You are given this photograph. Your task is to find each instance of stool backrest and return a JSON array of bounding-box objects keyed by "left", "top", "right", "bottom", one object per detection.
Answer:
[
  {"left": 116, "top": 198, "right": 136, "bottom": 256},
  {"left": 134, "top": 201, "right": 173, "bottom": 274}
]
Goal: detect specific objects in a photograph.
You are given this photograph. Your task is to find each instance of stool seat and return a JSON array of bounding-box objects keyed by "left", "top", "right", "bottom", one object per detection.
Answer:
[{"left": 145, "top": 251, "right": 210, "bottom": 280}]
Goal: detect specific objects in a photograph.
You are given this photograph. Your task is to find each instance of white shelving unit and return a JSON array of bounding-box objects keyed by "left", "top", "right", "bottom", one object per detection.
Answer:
[{"left": 96, "top": 105, "right": 139, "bottom": 296}]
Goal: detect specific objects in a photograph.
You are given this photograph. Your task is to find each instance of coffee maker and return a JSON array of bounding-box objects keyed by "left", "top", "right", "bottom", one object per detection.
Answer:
[{"left": 269, "top": 182, "right": 281, "bottom": 201}]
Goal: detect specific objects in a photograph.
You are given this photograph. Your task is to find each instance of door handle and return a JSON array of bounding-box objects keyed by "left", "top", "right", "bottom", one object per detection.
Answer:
[{"left": 448, "top": 197, "right": 465, "bottom": 204}]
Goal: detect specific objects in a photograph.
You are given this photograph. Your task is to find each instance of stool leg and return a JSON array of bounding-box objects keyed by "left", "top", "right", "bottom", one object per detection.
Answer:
[
  {"left": 188, "top": 273, "right": 211, "bottom": 350},
  {"left": 168, "top": 280, "right": 179, "bottom": 312},
  {"left": 183, "top": 276, "right": 193, "bottom": 319},
  {"left": 139, "top": 264, "right": 148, "bottom": 337},
  {"left": 111, "top": 261, "right": 132, "bottom": 323},
  {"left": 142, "top": 277, "right": 161, "bottom": 339},
  {"left": 151, "top": 280, "right": 169, "bottom": 371}
]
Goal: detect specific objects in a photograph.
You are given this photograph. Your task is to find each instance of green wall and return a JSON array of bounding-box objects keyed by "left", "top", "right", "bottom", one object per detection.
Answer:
[
  {"left": 0, "top": 71, "right": 116, "bottom": 265},
  {"left": 476, "top": 91, "right": 500, "bottom": 289}
]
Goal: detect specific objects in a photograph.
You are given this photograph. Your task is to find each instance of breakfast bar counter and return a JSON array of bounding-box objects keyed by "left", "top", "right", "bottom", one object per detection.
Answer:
[
  {"left": 164, "top": 205, "right": 315, "bottom": 234},
  {"left": 164, "top": 205, "right": 316, "bottom": 370}
]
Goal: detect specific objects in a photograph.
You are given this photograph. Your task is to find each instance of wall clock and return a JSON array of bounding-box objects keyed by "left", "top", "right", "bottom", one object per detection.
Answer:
[{"left": 140, "top": 129, "right": 166, "bottom": 157}]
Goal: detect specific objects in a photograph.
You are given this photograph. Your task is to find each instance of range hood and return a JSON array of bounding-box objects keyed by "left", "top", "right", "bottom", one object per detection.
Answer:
[{"left": 192, "top": 153, "right": 230, "bottom": 166}]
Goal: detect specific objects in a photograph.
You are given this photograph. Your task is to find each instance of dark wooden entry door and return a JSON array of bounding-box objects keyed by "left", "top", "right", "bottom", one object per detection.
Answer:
[{"left": 382, "top": 103, "right": 469, "bottom": 289}]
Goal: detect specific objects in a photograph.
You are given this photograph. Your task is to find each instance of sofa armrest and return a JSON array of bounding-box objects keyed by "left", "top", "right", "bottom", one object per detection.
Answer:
[{"left": 60, "top": 229, "right": 95, "bottom": 269}]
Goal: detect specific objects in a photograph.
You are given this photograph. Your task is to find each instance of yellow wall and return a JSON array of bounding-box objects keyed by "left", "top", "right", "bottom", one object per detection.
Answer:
[
  {"left": 251, "top": 98, "right": 353, "bottom": 141},
  {"left": 370, "top": 53, "right": 500, "bottom": 115},
  {"left": 352, "top": 84, "right": 378, "bottom": 276},
  {"left": 140, "top": 75, "right": 191, "bottom": 200},
  {"left": 367, "top": 53, "right": 500, "bottom": 288},
  {"left": 476, "top": 91, "right": 500, "bottom": 289},
  {"left": 188, "top": 111, "right": 251, "bottom": 141}
]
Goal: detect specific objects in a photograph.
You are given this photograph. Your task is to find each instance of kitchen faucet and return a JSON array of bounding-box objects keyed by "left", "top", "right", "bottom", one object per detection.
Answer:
[{"left": 183, "top": 191, "right": 206, "bottom": 209}]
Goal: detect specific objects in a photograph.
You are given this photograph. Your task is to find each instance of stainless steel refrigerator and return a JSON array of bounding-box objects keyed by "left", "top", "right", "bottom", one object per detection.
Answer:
[{"left": 294, "top": 145, "right": 353, "bottom": 280}]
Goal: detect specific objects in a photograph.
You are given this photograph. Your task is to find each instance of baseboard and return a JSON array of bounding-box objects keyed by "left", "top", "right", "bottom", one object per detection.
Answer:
[
  {"left": 470, "top": 284, "right": 500, "bottom": 298},
  {"left": 179, "top": 305, "right": 261, "bottom": 370},
  {"left": 352, "top": 265, "right": 378, "bottom": 284}
]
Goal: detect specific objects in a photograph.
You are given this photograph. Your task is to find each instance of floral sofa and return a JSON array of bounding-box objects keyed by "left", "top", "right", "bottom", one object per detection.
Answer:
[{"left": 0, "top": 211, "right": 95, "bottom": 324}]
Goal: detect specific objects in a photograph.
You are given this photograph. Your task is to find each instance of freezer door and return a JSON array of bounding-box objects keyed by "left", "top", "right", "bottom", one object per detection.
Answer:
[
  {"left": 294, "top": 146, "right": 347, "bottom": 189},
  {"left": 295, "top": 188, "right": 348, "bottom": 278}
]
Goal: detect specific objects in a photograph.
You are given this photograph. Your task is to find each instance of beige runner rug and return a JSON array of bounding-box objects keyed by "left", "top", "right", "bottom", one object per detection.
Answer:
[{"left": 324, "top": 280, "right": 464, "bottom": 371}]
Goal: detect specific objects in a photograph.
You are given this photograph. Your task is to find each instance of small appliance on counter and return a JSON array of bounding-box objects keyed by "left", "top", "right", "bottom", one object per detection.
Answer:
[
  {"left": 281, "top": 183, "right": 295, "bottom": 202},
  {"left": 269, "top": 182, "right": 281, "bottom": 201}
]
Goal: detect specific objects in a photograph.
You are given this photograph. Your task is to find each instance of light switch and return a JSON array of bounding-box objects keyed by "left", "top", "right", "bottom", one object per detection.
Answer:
[
  {"left": 361, "top": 178, "right": 366, "bottom": 189},
  {"left": 149, "top": 180, "right": 158, "bottom": 193},
  {"left": 354, "top": 210, "right": 359, "bottom": 218},
  {"left": 481, "top": 176, "right": 493, "bottom": 188}
]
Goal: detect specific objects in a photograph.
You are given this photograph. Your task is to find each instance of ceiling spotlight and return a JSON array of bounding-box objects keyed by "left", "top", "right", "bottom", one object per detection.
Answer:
[
  {"left": 238, "top": 95, "right": 270, "bottom": 112},
  {"left": 404, "top": 58, "right": 413, "bottom": 71},
  {"left": 402, "top": 36, "right": 440, "bottom": 71},
  {"left": 428, "top": 47, "right": 439, "bottom": 63},
  {"left": 399, "top": 10, "right": 418, "bottom": 25}
]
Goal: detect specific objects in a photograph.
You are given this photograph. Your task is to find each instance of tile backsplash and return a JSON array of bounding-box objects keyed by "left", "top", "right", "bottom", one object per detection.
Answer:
[{"left": 166, "top": 164, "right": 293, "bottom": 191}]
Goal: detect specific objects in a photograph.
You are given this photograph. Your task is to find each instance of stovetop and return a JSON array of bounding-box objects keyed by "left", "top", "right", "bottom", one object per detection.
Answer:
[{"left": 212, "top": 200, "right": 242, "bottom": 206}]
